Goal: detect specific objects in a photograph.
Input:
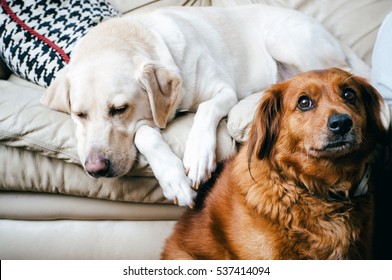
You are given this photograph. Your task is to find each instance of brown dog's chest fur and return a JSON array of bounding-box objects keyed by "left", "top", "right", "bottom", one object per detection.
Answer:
[{"left": 162, "top": 149, "right": 373, "bottom": 260}]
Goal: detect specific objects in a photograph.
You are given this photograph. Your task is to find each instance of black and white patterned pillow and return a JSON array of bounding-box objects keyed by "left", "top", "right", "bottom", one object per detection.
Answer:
[{"left": 0, "top": 0, "right": 119, "bottom": 87}]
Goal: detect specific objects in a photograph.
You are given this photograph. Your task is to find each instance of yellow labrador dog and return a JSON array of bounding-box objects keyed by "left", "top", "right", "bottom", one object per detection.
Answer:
[{"left": 41, "top": 4, "right": 371, "bottom": 206}]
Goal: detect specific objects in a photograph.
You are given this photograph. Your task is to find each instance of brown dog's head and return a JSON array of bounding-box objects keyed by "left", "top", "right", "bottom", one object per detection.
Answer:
[{"left": 248, "top": 68, "right": 390, "bottom": 196}]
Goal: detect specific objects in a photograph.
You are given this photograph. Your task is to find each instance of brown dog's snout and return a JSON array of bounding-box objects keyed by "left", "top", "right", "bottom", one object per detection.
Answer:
[
  {"left": 327, "top": 114, "right": 353, "bottom": 136},
  {"left": 85, "top": 151, "right": 111, "bottom": 178}
]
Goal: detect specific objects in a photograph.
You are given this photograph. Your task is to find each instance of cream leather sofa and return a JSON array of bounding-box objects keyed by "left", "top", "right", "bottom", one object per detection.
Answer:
[{"left": 1, "top": 0, "right": 391, "bottom": 259}]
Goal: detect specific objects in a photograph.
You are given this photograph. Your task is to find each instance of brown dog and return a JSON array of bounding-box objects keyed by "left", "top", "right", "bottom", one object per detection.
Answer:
[{"left": 161, "top": 68, "right": 390, "bottom": 260}]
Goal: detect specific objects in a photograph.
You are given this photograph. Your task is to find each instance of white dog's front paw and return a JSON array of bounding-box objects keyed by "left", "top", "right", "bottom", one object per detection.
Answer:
[
  {"left": 160, "top": 174, "right": 197, "bottom": 207},
  {"left": 134, "top": 125, "right": 197, "bottom": 207},
  {"left": 183, "top": 135, "right": 217, "bottom": 189}
]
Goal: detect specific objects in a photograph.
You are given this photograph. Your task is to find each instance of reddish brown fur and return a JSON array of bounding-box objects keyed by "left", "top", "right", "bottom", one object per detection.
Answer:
[{"left": 161, "top": 68, "right": 388, "bottom": 259}]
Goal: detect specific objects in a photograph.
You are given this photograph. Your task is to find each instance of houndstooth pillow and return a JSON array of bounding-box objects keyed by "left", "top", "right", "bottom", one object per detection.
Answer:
[{"left": 0, "top": 0, "right": 119, "bottom": 88}]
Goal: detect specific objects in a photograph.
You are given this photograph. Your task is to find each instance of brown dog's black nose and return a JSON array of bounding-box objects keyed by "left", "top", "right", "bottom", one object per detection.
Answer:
[
  {"left": 328, "top": 114, "right": 353, "bottom": 135},
  {"left": 85, "top": 154, "right": 111, "bottom": 178}
]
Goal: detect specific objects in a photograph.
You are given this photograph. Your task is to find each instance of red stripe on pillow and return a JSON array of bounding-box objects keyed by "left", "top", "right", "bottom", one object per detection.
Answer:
[{"left": 1, "top": 0, "right": 70, "bottom": 64}]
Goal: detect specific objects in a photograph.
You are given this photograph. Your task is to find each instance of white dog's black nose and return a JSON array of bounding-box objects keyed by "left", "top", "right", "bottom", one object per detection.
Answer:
[
  {"left": 85, "top": 154, "right": 111, "bottom": 178},
  {"left": 328, "top": 114, "right": 353, "bottom": 135}
]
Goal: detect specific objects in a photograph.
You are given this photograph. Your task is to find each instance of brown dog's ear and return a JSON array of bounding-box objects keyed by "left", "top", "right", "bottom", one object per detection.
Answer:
[
  {"left": 139, "top": 63, "right": 181, "bottom": 129},
  {"left": 40, "top": 67, "right": 71, "bottom": 114},
  {"left": 247, "top": 83, "right": 284, "bottom": 161},
  {"left": 355, "top": 76, "right": 391, "bottom": 143}
]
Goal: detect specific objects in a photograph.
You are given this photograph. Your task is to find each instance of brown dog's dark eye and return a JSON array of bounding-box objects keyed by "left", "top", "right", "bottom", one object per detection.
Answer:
[
  {"left": 297, "top": 95, "right": 314, "bottom": 111},
  {"left": 343, "top": 88, "right": 356, "bottom": 105}
]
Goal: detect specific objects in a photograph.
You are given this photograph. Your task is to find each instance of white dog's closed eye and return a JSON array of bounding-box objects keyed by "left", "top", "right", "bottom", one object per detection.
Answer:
[{"left": 139, "top": 63, "right": 181, "bottom": 129}]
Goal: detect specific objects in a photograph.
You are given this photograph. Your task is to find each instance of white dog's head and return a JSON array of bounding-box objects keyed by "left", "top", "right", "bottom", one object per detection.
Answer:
[{"left": 41, "top": 45, "right": 181, "bottom": 178}]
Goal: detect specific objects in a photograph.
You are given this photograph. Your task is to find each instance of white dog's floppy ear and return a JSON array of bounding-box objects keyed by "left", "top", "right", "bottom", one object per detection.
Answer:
[
  {"left": 140, "top": 63, "right": 181, "bottom": 129},
  {"left": 40, "top": 67, "right": 71, "bottom": 114}
]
